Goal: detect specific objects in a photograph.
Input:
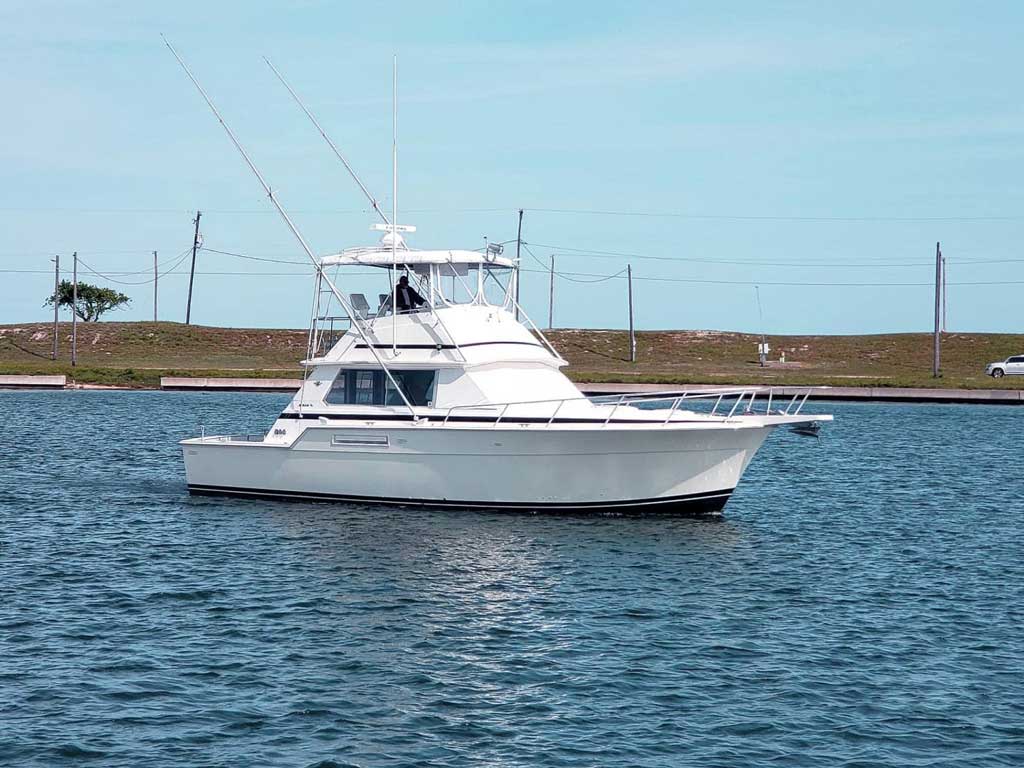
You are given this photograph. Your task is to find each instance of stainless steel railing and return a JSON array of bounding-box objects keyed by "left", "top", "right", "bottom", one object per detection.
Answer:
[{"left": 440, "top": 386, "right": 818, "bottom": 427}]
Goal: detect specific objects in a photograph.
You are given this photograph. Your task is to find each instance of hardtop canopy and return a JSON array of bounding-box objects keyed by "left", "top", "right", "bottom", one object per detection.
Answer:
[{"left": 321, "top": 246, "right": 515, "bottom": 270}]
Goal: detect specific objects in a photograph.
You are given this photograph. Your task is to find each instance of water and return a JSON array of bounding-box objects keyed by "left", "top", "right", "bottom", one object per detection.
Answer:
[{"left": 1, "top": 391, "right": 1022, "bottom": 767}]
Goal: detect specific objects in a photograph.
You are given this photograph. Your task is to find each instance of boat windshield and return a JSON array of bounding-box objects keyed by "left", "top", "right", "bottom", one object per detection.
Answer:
[
  {"left": 372, "top": 261, "right": 515, "bottom": 317},
  {"left": 308, "top": 246, "right": 520, "bottom": 356},
  {"left": 324, "top": 252, "right": 516, "bottom": 318}
]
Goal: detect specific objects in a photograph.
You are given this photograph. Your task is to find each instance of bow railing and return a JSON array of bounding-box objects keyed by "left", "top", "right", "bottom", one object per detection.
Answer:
[{"left": 439, "top": 386, "right": 817, "bottom": 427}]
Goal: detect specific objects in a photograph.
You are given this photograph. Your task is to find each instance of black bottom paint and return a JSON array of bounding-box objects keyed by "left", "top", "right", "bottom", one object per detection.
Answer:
[{"left": 187, "top": 485, "right": 734, "bottom": 516}]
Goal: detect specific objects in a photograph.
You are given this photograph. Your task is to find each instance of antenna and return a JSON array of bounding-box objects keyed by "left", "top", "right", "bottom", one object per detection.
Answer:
[
  {"left": 263, "top": 57, "right": 389, "bottom": 225},
  {"left": 392, "top": 54, "right": 398, "bottom": 356},
  {"left": 162, "top": 36, "right": 416, "bottom": 415}
]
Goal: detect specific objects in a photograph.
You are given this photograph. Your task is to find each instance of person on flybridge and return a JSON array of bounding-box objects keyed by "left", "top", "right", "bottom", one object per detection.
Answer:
[{"left": 394, "top": 274, "right": 426, "bottom": 313}]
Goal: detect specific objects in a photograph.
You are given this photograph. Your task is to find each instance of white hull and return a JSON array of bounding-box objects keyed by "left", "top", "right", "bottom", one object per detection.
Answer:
[{"left": 182, "top": 422, "right": 775, "bottom": 514}]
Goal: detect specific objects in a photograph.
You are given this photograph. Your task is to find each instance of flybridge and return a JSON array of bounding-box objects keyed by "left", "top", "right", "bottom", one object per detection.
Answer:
[{"left": 320, "top": 249, "right": 516, "bottom": 269}]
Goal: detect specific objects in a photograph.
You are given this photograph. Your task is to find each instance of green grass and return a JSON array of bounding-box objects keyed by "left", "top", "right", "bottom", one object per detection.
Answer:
[
  {"left": 548, "top": 329, "right": 1024, "bottom": 390},
  {"left": 2, "top": 320, "right": 1022, "bottom": 390}
]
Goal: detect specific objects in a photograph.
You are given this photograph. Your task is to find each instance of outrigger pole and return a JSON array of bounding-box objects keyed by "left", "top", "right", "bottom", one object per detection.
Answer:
[
  {"left": 162, "top": 37, "right": 418, "bottom": 417},
  {"left": 262, "top": 57, "right": 390, "bottom": 227},
  {"left": 392, "top": 55, "right": 398, "bottom": 357},
  {"left": 267, "top": 55, "right": 468, "bottom": 364}
]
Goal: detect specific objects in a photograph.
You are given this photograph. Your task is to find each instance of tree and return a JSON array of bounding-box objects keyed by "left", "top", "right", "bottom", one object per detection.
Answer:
[{"left": 44, "top": 280, "right": 131, "bottom": 321}]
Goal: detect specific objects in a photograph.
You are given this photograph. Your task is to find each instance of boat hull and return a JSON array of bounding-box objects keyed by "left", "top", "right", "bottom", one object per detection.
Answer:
[
  {"left": 182, "top": 422, "right": 774, "bottom": 514},
  {"left": 186, "top": 483, "right": 734, "bottom": 514}
]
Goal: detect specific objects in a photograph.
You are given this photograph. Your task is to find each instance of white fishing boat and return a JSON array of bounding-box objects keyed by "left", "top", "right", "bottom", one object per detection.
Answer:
[
  {"left": 182, "top": 239, "right": 830, "bottom": 513},
  {"left": 167, "top": 42, "right": 832, "bottom": 514}
]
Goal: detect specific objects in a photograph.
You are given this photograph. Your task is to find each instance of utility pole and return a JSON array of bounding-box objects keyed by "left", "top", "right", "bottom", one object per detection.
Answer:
[
  {"left": 627, "top": 264, "right": 636, "bottom": 362},
  {"left": 185, "top": 210, "right": 202, "bottom": 324},
  {"left": 52, "top": 255, "right": 59, "bottom": 360},
  {"left": 71, "top": 252, "right": 78, "bottom": 367},
  {"left": 942, "top": 253, "right": 947, "bottom": 332},
  {"left": 153, "top": 250, "right": 158, "bottom": 322},
  {"left": 933, "top": 242, "right": 942, "bottom": 377},
  {"left": 548, "top": 255, "right": 555, "bottom": 330},
  {"left": 514, "top": 208, "right": 523, "bottom": 322}
]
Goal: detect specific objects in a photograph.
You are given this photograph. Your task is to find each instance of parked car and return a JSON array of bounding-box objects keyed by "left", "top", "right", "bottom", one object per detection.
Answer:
[{"left": 985, "top": 355, "right": 1024, "bottom": 378}]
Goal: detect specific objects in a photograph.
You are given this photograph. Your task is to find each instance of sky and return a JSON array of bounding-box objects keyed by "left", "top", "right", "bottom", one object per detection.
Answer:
[{"left": 1, "top": 0, "right": 1022, "bottom": 334}]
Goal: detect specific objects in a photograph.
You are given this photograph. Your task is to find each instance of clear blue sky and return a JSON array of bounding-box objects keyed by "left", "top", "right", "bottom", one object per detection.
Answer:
[{"left": 2, "top": 1, "right": 1022, "bottom": 334}]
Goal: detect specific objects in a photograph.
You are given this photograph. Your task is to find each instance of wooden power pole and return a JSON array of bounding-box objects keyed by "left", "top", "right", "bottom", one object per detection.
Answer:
[
  {"left": 185, "top": 210, "right": 202, "bottom": 324},
  {"left": 627, "top": 264, "right": 636, "bottom": 362},
  {"left": 933, "top": 242, "right": 942, "bottom": 377},
  {"left": 942, "top": 253, "right": 947, "bottom": 332},
  {"left": 548, "top": 255, "right": 555, "bottom": 330},
  {"left": 71, "top": 252, "right": 77, "bottom": 367},
  {"left": 153, "top": 250, "right": 158, "bottom": 322},
  {"left": 52, "top": 255, "right": 59, "bottom": 360}
]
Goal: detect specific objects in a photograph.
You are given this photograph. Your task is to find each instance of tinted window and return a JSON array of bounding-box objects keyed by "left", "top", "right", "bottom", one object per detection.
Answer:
[
  {"left": 1010, "top": 356, "right": 1024, "bottom": 364},
  {"left": 325, "top": 369, "right": 436, "bottom": 407},
  {"left": 386, "top": 371, "right": 436, "bottom": 406},
  {"left": 325, "top": 372, "right": 347, "bottom": 404},
  {"left": 351, "top": 370, "right": 379, "bottom": 404}
]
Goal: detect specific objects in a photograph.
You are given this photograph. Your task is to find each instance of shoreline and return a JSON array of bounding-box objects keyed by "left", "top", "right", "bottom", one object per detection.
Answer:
[
  {"left": 2, "top": 374, "right": 1021, "bottom": 404},
  {"left": 4, "top": 322, "right": 1023, "bottom": 394}
]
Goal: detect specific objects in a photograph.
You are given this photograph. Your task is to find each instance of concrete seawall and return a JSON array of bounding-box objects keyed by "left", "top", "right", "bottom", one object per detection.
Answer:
[
  {"left": 580, "top": 382, "right": 1024, "bottom": 404},
  {"left": 160, "top": 377, "right": 302, "bottom": 392},
  {"left": 3, "top": 375, "right": 1020, "bottom": 403},
  {"left": 0, "top": 375, "right": 67, "bottom": 390}
]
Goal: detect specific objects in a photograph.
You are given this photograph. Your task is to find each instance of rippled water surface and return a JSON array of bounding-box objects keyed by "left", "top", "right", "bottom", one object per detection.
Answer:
[{"left": 1, "top": 390, "right": 1022, "bottom": 767}]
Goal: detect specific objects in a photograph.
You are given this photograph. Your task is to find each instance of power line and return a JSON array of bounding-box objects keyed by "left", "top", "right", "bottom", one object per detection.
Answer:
[
  {"left": 518, "top": 265, "right": 1024, "bottom": 288},
  {"left": 524, "top": 207, "right": 1024, "bottom": 223},
  {"left": 524, "top": 243, "right": 1024, "bottom": 287},
  {"left": 522, "top": 243, "right": 623, "bottom": 284},
  {"left": 528, "top": 241, "right": 1024, "bottom": 268},
  {"left": 201, "top": 247, "right": 309, "bottom": 265},
  {"left": 553, "top": 267, "right": 628, "bottom": 284},
  {"left": 0, "top": 206, "right": 515, "bottom": 215},
  {"left": 8, "top": 239, "right": 1024, "bottom": 290},
  {"left": 4, "top": 243, "right": 1020, "bottom": 268},
  {"left": 76, "top": 248, "right": 193, "bottom": 286},
  {"left": 4, "top": 265, "right": 1023, "bottom": 287},
  {"left": 3, "top": 204, "right": 1022, "bottom": 223}
]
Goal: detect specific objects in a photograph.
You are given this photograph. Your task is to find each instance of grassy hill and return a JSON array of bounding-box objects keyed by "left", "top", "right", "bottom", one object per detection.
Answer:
[{"left": 1, "top": 320, "right": 1022, "bottom": 389}]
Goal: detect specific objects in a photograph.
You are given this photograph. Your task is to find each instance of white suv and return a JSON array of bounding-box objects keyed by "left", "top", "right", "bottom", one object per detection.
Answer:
[{"left": 986, "top": 355, "right": 1024, "bottom": 378}]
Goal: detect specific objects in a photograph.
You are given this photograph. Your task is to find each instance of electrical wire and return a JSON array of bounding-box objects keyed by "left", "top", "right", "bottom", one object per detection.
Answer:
[
  {"left": 528, "top": 241, "right": 1024, "bottom": 268},
  {"left": 517, "top": 265, "right": 1024, "bottom": 288},
  {"left": 4, "top": 265, "right": 1023, "bottom": 286},
  {"left": 523, "top": 207, "right": 1024, "bottom": 223},
  {"left": 2, "top": 205, "right": 1022, "bottom": 222},
  {"left": 7, "top": 241, "right": 1024, "bottom": 289},
  {"left": 201, "top": 247, "right": 310, "bottom": 266},
  {"left": 77, "top": 248, "right": 193, "bottom": 286}
]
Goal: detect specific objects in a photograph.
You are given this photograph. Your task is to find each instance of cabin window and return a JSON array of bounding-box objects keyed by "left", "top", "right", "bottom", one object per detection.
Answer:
[
  {"left": 352, "top": 370, "right": 378, "bottom": 404},
  {"left": 325, "top": 369, "right": 436, "bottom": 407},
  {"left": 386, "top": 371, "right": 436, "bottom": 406},
  {"left": 325, "top": 373, "right": 347, "bottom": 404}
]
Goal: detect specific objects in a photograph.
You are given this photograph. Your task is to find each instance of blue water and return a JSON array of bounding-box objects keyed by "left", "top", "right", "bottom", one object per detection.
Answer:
[{"left": 1, "top": 391, "right": 1022, "bottom": 767}]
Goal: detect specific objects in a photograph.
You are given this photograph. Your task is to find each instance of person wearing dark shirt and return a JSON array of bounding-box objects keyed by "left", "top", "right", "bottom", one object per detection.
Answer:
[{"left": 394, "top": 274, "right": 426, "bottom": 313}]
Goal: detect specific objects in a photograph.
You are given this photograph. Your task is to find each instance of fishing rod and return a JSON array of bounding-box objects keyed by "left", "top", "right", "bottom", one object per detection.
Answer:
[
  {"left": 263, "top": 56, "right": 391, "bottom": 227},
  {"left": 162, "top": 36, "right": 417, "bottom": 415}
]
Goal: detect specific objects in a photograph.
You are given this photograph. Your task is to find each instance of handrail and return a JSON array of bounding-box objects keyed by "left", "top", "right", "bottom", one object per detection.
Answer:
[{"left": 437, "top": 386, "right": 826, "bottom": 428}]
